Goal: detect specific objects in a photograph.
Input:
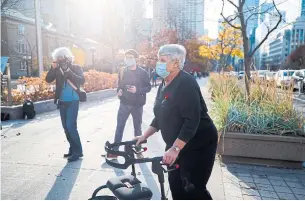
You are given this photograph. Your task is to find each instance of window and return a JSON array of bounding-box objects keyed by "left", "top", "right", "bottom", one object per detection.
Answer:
[
  {"left": 20, "top": 61, "right": 26, "bottom": 71},
  {"left": 17, "top": 41, "right": 27, "bottom": 54},
  {"left": 283, "top": 71, "right": 294, "bottom": 76},
  {"left": 18, "top": 24, "right": 26, "bottom": 35}
]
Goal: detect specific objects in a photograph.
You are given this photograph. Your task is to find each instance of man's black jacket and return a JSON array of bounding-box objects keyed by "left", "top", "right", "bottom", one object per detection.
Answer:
[
  {"left": 46, "top": 64, "right": 85, "bottom": 104},
  {"left": 118, "top": 66, "right": 151, "bottom": 107}
]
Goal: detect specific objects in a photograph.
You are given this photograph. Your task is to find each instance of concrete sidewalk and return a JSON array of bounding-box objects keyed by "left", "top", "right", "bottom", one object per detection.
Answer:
[
  {"left": 1, "top": 78, "right": 225, "bottom": 200},
  {"left": 203, "top": 79, "right": 305, "bottom": 200},
  {"left": 2, "top": 78, "right": 304, "bottom": 200}
]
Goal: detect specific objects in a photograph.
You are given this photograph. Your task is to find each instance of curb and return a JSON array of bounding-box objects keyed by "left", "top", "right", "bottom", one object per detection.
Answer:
[
  {"left": 1, "top": 89, "right": 117, "bottom": 120},
  {"left": 293, "top": 96, "right": 305, "bottom": 103}
]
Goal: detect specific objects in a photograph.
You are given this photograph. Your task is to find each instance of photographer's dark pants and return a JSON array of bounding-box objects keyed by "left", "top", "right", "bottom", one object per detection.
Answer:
[
  {"left": 168, "top": 126, "right": 218, "bottom": 200},
  {"left": 59, "top": 101, "right": 83, "bottom": 156},
  {"left": 114, "top": 103, "right": 143, "bottom": 151}
]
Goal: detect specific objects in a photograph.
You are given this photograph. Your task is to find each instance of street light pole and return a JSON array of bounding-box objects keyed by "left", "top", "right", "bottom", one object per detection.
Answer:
[
  {"left": 34, "top": 0, "right": 43, "bottom": 77},
  {"left": 89, "top": 47, "right": 96, "bottom": 67},
  {"left": 6, "top": 62, "right": 12, "bottom": 106}
]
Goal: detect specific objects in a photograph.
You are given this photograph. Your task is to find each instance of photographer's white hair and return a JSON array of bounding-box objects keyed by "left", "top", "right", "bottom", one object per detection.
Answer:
[
  {"left": 51, "top": 47, "right": 74, "bottom": 62},
  {"left": 158, "top": 44, "right": 186, "bottom": 69}
]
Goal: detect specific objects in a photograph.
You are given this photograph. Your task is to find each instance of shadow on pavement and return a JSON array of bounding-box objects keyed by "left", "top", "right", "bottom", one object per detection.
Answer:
[
  {"left": 45, "top": 159, "right": 83, "bottom": 200},
  {"left": 138, "top": 163, "right": 162, "bottom": 199},
  {"left": 101, "top": 160, "right": 125, "bottom": 176}
]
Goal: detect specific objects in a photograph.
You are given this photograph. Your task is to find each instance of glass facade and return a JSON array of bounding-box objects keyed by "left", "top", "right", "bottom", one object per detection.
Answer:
[{"left": 301, "top": 0, "right": 305, "bottom": 16}]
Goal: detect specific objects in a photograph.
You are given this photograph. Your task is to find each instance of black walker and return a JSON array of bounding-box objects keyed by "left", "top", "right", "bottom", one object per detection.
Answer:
[{"left": 89, "top": 140, "right": 179, "bottom": 200}]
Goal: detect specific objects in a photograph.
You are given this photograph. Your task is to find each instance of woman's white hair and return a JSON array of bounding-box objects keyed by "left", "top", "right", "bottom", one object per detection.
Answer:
[
  {"left": 158, "top": 44, "right": 186, "bottom": 69},
  {"left": 51, "top": 47, "right": 74, "bottom": 62}
]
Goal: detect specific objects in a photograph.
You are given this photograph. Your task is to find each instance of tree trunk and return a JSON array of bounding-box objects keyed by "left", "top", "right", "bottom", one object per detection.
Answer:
[
  {"left": 111, "top": 46, "right": 116, "bottom": 74},
  {"left": 244, "top": 56, "right": 251, "bottom": 98},
  {"left": 240, "top": 8, "right": 251, "bottom": 99}
]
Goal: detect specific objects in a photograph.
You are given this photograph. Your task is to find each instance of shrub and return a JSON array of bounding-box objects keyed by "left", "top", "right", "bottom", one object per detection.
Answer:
[
  {"left": 83, "top": 70, "right": 117, "bottom": 92},
  {"left": 209, "top": 73, "right": 304, "bottom": 137},
  {"left": 1, "top": 70, "right": 118, "bottom": 105}
]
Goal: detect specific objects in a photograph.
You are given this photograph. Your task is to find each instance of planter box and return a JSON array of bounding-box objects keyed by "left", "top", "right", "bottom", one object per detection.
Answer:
[
  {"left": 218, "top": 132, "right": 305, "bottom": 168},
  {"left": 1, "top": 89, "right": 117, "bottom": 120}
]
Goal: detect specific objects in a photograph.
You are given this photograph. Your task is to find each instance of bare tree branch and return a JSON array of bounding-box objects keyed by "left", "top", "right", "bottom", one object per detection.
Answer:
[
  {"left": 245, "top": 6, "right": 275, "bottom": 26},
  {"left": 250, "top": 0, "right": 282, "bottom": 57},
  {"left": 227, "top": 0, "right": 239, "bottom": 9},
  {"left": 221, "top": 0, "right": 241, "bottom": 30}
]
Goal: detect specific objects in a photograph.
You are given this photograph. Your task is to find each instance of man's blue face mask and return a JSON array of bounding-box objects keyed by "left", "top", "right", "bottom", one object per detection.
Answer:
[{"left": 124, "top": 58, "right": 136, "bottom": 67}]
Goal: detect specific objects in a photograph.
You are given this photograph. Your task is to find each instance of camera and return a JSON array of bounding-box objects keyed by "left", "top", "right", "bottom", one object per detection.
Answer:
[{"left": 57, "top": 59, "right": 69, "bottom": 71}]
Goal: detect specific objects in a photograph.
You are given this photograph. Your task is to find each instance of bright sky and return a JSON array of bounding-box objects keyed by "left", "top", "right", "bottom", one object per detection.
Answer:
[
  {"left": 146, "top": 0, "right": 301, "bottom": 39},
  {"left": 205, "top": 0, "right": 301, "bottom": 38}
]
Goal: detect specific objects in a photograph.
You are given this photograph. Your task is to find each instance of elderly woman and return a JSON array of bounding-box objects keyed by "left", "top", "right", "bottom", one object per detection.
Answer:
[
  {"left": 46, "top": 47, "right": 85, "bottom": 162},
  {"left": 135, "top": 44, "right": 218, "bottom": 199}
]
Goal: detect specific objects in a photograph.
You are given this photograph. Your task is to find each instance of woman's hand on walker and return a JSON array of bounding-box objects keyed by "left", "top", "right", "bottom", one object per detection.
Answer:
[
  {"left": 163, "top": 147, "right": 179, "bottom": 166},
  {"left": 134, "top": 135, "right": 147, "bottom": 146}
]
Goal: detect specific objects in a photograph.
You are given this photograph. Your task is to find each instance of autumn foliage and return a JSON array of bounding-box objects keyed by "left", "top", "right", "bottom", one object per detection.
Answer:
[
  {"left": 137, "top": 29, "right": 179, "bottom": 68},
  {"left": 1, "top": 71, "right": 118, "bottom": 105},
  {"left": 83, "top": 70, "right": 117, "bottom": 92},
  {"left": 288, "top": 45, "right": 305, "bottom": 69},
  {"left": 199, "top": 23, "right": 243, "bottom": 71}
]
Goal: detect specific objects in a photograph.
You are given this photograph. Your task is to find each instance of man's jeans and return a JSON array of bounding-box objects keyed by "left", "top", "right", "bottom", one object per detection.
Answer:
[
  {"left": 114, "top": 103, "right": 143, "bottom": 151},
  {"left": 59, "top": 101, "right": 83, "bottom": 156}
]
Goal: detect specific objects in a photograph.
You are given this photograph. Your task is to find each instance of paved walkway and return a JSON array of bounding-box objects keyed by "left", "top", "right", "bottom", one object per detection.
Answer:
[{"left": 1, "top": 78, "right": 305, "bottom": 200}]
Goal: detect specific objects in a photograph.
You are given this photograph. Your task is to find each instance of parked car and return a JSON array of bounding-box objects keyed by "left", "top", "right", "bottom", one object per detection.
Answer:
[
  {"left": 292, "top": 69, "right": 305, "bottom": 90},
  {"left": 274, "top": 70, "right": 295, "bottom": 87},
  {"left": 266, "top": 72, "right": 277, "bottom": 83},
  {"left": 238, "top": 71, "right": 244, "bottom": 79},
  {"left": 258, "top": 70, "right": 270, "bottom": 80},
  {"left": 229, "top": 71, "right": 238, "bottom": 77}
]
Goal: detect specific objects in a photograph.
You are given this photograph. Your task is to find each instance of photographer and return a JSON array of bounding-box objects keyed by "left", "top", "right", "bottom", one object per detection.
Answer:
[
  {"left": 46, "top": 47, "right": 85, "bottom": 162},
  {"left": 107, "top": 49, "right": 151, "bottom": 158}
]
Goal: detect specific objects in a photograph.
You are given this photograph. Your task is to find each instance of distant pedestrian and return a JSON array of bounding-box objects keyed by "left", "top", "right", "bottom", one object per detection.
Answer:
[
  {"left": 293, "top": 70, "right": 305, "bottom": 96},
  {"left": 107, "top": 49, "right": 151, "bottom": 158},
  {"left": 46, "top": 47, "right": 85, "bottom": 162},
  {"left": 151, "top": 70, "right": 158, "bottom": 87},
  {"left": 194, "top": 71, "right": 198, "bottom": 79}
]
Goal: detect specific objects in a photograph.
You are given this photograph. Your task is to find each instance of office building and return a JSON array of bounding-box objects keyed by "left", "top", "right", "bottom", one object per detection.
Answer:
[
  {"left": 261, "top": 15, "right": 305, "bottom": 70},
  {"left": 254, "top": 9, "right": 286, "bottom": 68},
  {"left": 259, "top": 3, "right": 274, "bottom": 23},
  {"left": 242, "top": 0, "right": 260, "bottom": 36},
  {"left": 263, "top": 29, "right": 291, "bottom": 70},
  {"left": 301, "top": 0, "right": 305, "bottom": 16},
  {"left": 153, "top": 0, "right": 205, "bottom": 37}
]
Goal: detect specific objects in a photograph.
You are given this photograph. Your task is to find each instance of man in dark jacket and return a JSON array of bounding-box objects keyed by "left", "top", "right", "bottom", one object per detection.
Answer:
[
  {"left": 108, "top": 49, "right": 151, "bottom": 158},
  {"left": 46, "top": 47, "right": 85, "bottom": 162}
]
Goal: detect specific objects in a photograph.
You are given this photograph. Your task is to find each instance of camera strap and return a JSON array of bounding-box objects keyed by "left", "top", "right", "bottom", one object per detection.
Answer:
[{"left": 59, "top": 68, "right": 78, "bottom": 91}]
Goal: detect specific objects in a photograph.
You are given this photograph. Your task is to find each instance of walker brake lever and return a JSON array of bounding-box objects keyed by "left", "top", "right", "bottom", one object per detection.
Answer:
[
  {"left": 160, "top": 163, "right": 180, "bottom": 173},
  {"left": 132, "top": 146, "right": 147, "bottom": 154}
]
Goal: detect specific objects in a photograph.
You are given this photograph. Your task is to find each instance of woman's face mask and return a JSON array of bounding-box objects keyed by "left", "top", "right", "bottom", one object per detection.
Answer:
[
  {"left": 124, "top": 58, "right": 136, "bottom": 67},
  {"left": 156, "top": 62, "right": 170, "bottom": 78},
  {"left": 156, "top": 56, "right": 179, "bottom": 78}
]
